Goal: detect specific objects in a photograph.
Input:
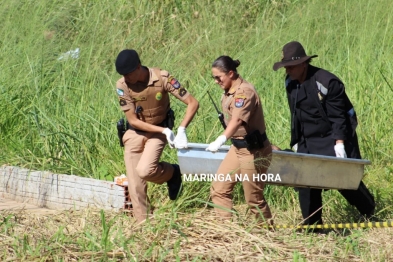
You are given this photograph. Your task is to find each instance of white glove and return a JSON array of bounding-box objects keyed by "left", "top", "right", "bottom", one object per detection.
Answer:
[
  {"left": 162, "top": 128, "right": 175, "bottom": 149},
  {"left": 334, "top": 143, "right": 347, "bottom": 158},
  {"left": 174, "top": 126, "right": 188, "bottom": 149},
  {"left": 206, "top": 135, "right": 227, "bottom": 152}
]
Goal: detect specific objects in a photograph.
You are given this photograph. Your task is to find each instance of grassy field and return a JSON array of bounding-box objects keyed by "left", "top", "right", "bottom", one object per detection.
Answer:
[{"left": 1, "top": 0, "right": 393, "bottom": 260}]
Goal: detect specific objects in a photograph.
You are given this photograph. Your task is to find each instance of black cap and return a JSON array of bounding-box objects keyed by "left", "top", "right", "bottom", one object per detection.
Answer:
[{"left": 115, "top": 49, "right": 140, "bottom": 75}]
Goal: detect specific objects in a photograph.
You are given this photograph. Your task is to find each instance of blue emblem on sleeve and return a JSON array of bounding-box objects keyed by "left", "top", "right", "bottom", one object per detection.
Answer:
[
  {"left": 168, "top": 76, "right": 181, "bottom": 89},
  {"left": 117, "top": 88, "right": 124, "bottom": 96},
  {"left": 235, "top": 98, "right": 244, "bottom": 108}
]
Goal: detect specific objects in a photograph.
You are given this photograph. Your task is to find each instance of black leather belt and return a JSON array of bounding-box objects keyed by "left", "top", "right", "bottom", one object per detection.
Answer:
[
  {"left": 231, "top": 131, "right": 268, "bottom": 150},
  {"left": 231, "top": 138, "right": 248, "bottom": 148}
]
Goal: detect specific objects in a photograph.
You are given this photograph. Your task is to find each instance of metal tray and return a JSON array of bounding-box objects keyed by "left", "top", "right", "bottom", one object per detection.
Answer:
[{"left": 177, "top": 143, "right": 371, "bottom": 190}]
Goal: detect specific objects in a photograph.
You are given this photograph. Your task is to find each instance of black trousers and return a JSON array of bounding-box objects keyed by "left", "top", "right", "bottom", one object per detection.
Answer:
[
  {"left": 296, "top": 136, "right": 376, "bottom": 225},
  {"left": 298, "top": 182, "right": 375, "bottom": 225}
]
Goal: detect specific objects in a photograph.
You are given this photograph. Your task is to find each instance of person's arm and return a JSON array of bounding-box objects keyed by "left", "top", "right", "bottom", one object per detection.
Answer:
[
  {"left": 125, "top": 109, "right": 176, "bottom": 148},
  {"left": 286, "top": 77, "right": 301, "bottom": 148},
  {"left": 205, "top": 115, "right": 243, "bottom": 153},
  {"left": 222, "top": 116, "right": 243, "bottom": 139},
  {"left": 124, "top": 109, "right": 166, "bottom": 133},
  {"left": 162, "top": 72, "right": 200, "bottom": 149},
  {"left": 324, "top": 80, "right": 348, "bottom": 143},
  {"left": 324, "top": 79, "right": 348, "bottom": 157},
  {"left": 177, "top": 94, "right": 199, "bottom": 128},
  {"left": 206, "top": 87, "right": 255, "bottom": 152},
  {"left": 172, "top": 94, "right": 199, "bottom": 149}
]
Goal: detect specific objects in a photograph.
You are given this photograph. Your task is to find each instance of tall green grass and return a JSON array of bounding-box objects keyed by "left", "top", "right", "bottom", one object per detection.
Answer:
[{"left": 1, "top": 0, "right": 392, "bottom": 220}]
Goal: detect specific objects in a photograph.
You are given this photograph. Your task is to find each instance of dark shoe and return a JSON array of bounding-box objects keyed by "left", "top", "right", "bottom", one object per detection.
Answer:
[
  {"left": 308, "top": 228, "right": 330, "bottom": 234},
  {"left": 297, "top": 227, "right": 329, "bottom": 234},
  {"left": 296, "top": 220, "right": 326, "bottom": 234},
  {"left": 358, "top": 213, "right": 379, "bottom": 223},
  {"left": 167, "top": 164, "right": 182, "bottom": 200}
]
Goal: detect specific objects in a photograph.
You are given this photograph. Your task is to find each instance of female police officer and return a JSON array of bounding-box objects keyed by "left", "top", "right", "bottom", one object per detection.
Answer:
[
  {"left": 206, "top": 56, "right": 273, "bottom": 222},
  {"left": 115, "top": 49, "right": 199, "bottom": 223}
]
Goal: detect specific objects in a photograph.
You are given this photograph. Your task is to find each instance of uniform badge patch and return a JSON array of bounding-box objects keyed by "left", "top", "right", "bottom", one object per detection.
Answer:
[
  {"left": 156, "top": 92, "right": 162, "bottom": 101},
  {"left": 119, "top": 98, "right": 127, "bottom": 106},
  {"left": 179, "top": 87, "right": 187, "bottom": 97},
  {"left": 318, "top": 91, "right": 324, "bottom": 101},
  {"left": 131, "top": 96, "right": 147, "bottom": 102},
  {"left": 235, "top": 98, "right": 244, "bottom": 108},
  {"left": 116, "top": 88, "right": 124, "bottom": 96},
  {"left": 168, "top": 76, "right": 181, "bottom": 89}
]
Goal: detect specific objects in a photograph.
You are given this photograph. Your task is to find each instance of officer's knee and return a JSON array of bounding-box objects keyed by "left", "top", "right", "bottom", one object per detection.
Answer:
[{"left": 136, "top": 165, "right": 154, "bottom": 180}]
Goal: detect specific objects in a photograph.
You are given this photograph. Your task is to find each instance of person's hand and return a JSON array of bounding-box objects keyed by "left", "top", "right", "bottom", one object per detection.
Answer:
[
  {"left": 174, "top": 126, "right": 188, "bottom": 149},
  {"left": 292, "top": 143, "right": 298, "bottom": 152},
  {"left": 206, "top": 135, "right": 227, "bottom": 152},
  {"left": 334, "top": 143, "right": 347, "bottom": 158},
  {"left": 162, "top": 128, "right": 175, "bottom": 148}
]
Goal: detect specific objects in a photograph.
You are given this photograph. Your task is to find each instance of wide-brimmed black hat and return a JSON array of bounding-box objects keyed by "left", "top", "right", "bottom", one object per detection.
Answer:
[
  {"left": 272, "top": 41, "right": 318, "bottom": 71},
  {"left": 115, "top": 49, "right": 140, "bottom": 75}
]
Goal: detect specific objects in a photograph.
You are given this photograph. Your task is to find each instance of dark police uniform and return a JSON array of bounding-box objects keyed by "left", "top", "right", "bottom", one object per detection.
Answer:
[{"left": 286, "top": 64, "right": 375, "bottom": 225}]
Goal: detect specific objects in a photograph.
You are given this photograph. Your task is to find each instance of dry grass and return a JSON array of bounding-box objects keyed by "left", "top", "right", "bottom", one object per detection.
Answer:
[{"left": 1, "top": 206, "right": 393, "bottom": 261}]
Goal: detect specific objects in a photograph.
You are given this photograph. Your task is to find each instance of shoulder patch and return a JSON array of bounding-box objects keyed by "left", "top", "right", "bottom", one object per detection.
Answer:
[
  {"left": 116, "top": 88, "right": 124, "bottom": 96},
  {"left": 168, "top": 76, "right": 181, "bottom": 89},
  {"left": 119, "top": 98, "right": 127, "bottom": 106},
  {"left": 179, "top": 87, "right": 187, "bottom": 97},
  {"left": 235, "top": 97, "right": 244, "bottom": 108}
]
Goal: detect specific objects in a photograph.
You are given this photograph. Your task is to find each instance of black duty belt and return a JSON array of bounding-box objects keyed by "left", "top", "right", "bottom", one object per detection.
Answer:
[
  {"left": 231, "top": 131, "right": 268, "bottom": 150},
  {"left": 230, "top": 138, "right": 248, "bottom": 148}
]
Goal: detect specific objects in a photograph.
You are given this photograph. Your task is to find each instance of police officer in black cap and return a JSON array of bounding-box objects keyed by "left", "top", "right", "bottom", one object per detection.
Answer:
[
  {"left": 115, "top": 49, "right": 199, "bottom": 223},
  {"left": 273, "top": 41, "right": 376, "bottom": 227}
]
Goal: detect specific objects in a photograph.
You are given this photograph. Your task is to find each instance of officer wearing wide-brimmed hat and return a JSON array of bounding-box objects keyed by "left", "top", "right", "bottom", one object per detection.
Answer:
[
  {"left": 273, "top": 41, "right": 376, "bottom": 228},
  {"left": 273, "top": 41, "right": 318, "bottom": 71},
  {"left": 115, "top": 49, "right": 199, "bottom": 223}
]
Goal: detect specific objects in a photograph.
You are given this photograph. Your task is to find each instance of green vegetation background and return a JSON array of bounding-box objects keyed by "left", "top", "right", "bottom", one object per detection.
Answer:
[{"left": 1, "top": 0, "right": 392, "bottom": 221}]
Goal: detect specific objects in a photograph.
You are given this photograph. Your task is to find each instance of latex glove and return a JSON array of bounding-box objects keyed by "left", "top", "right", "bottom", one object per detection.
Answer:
[
  {"left": 292, "top": 143, "right": 298, "bottom": 152},
  {"left": 206, "top": 135, "right": 227, "bottom": 152},
  {"left": 174, "top": 126, "right": 188, "bottom": 149},
  {"left": 162, "top": 128, "right": 175, "bottom": 149},
  {"left": 334, "top": 143, "right": 347, "bottom": 158}
]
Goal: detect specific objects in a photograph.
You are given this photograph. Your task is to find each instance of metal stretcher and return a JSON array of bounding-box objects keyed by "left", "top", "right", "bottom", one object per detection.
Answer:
[{"left": 177, "top": 143, "right": 371, "bottom": 190}]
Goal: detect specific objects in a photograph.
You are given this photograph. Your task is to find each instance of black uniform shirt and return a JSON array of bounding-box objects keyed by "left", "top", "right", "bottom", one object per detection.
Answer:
[{"left": 286, "top": 65, "right": 349, "bottom": 148}]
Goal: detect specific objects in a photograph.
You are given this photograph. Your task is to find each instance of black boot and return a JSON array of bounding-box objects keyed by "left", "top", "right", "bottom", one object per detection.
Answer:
[
  {"left": 358, "top": 208, "right": 379, "bottom": 222},
  {"left": 167, "top": 164, "right": 182, "bottom": 200}
]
